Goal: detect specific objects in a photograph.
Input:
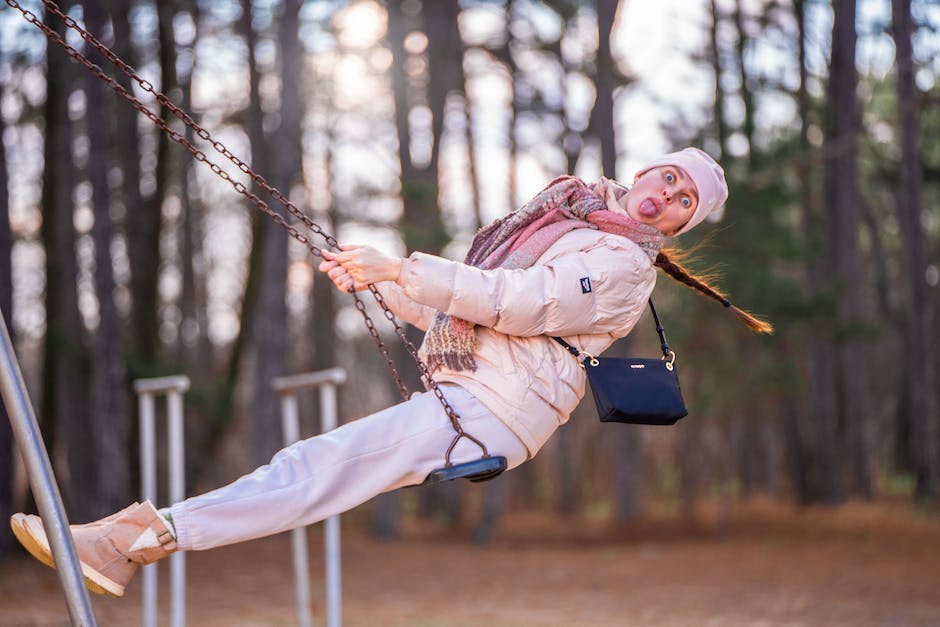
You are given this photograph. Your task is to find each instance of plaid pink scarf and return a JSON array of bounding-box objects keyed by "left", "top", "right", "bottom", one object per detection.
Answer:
[{"left": 424, "top": 175, "right": 664, "bottom": 373}]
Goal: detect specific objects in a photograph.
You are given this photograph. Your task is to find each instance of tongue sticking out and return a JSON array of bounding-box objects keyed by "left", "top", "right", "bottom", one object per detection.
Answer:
[{"left": 638, "top": 198, "right": 659, "bottom": 218}]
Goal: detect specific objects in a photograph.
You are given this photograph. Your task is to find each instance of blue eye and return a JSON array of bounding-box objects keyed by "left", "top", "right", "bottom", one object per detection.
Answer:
[
  {"left": 681, "top": 196, "right": 691, "bottom": 208},
  {"left": 665, "top": 172, "right": 675, "bottom": 183}
]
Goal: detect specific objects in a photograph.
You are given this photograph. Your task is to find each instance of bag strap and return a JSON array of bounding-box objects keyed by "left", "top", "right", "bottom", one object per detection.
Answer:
[
  {"left": 647, "top": 298, "right": 672, "bottom": 360},
  {"left": 550, "top": 335, "right": 583, "bottom": 359},
  {"left": 552, "top": 298, "right": 673, "bottom": 361}
]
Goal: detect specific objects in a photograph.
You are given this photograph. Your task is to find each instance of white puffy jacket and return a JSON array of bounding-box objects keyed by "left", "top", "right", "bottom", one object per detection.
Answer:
[{"left": 377, "top": 228, "right": 657, "bottom": 456}]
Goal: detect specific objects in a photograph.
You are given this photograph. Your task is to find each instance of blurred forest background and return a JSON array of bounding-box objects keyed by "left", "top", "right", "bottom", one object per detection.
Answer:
[{"left": 0, "top": 0, "right": 938, "bottom": 560}]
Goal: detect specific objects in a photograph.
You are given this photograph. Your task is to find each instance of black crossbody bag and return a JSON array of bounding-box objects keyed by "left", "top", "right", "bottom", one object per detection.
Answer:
[{"left": 552, "top": 299, "right": 688, "bottom": 425}]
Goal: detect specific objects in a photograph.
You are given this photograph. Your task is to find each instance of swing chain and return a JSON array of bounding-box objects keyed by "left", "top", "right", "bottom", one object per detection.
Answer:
[
  {"left": 32, "top": 0, "right": 338, "bottom": 251},
  {"left": 367, "top": 285, "right": 479, "bottom": 449},
  {"left": 352, "top": 294, "right": 410, "bottom": 401},
  {"left": 11, "top": 0, "right": 488, "bottom": 456},
  {"left": 8, "top": 0, "right": 320, "bottom": 254},
  {"left": 9, "top": 0, "right": 418, "bottom": 399}
]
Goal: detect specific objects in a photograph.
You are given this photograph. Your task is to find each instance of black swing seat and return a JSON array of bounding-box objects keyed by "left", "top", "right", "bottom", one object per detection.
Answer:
[{"left": 424, "top": 456, "right": 508, "bottom": 484}]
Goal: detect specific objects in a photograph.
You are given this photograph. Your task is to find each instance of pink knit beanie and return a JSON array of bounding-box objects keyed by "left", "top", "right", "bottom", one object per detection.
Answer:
[{"left": 635, "top": 147, "right": 728, "bottom": 236}]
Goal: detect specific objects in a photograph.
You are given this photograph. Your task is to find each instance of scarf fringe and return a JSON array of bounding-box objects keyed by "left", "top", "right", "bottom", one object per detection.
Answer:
[{"left": 426, "top": 351, "right": 479, "bottom": 374}]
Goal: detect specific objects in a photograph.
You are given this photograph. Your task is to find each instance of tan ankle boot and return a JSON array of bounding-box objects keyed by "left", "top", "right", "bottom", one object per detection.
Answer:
[{"left": 10, "top": 500, "right": 177, "bottom": 597}]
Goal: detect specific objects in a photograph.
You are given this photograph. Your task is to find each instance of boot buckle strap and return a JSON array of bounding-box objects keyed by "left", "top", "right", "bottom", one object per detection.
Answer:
[{"left": 154, "top": 524, "right": 177, "bottom": 551}]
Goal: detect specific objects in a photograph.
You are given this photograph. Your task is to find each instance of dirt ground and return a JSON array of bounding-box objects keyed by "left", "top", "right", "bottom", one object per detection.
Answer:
[{"left": 1, "top": 498, "right": 938, "bottom": 627}]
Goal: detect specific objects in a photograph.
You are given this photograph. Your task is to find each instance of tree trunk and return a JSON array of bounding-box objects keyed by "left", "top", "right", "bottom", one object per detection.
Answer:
[
  {"left": 789, "top": 0, "right": 813, "bottom": 505},
  {"left": 0, "top": 78, "right": 14, "bottom": 554},
  {"left": 461, "top": 79, "right": 483, "bottom": 231},
  {"left": 311, "top": 270, "right": 336, "bottom": 373},
  {"left": 555, "top": 410, "right": 585, "bottom": 516},
  {"left": 84, "top": 0, "right": 130, "bottom": 516},
  {"left": 555, "top": 4, "right": 594, "bottom": 511},
  {"left": 385, "top": 0, "right": 462, "bottom": 530},
  {"left": 385, "top": 0, "right": 427, "bottom": 400},
  {"left": 737, "top": 342, "right": 777, "bottom": 498},
  {"left": 172, "top": 0, "right": 215, "bottom": 496},
  {"left": 229, "top": 3, "right": 267, "bottom": 396},
  {"left": 423, "top": 0, "right": 460, "bottom": 196},
  {"left": 423, "top": 0, "right": 464, "bottom": 524},
  {"left": 709, "top": 0, "right": 728, "bottom": 159},
  {"left": 503, "top": 0, "right": 519, "bottom": 210},
  {"left": 110, "top": 0, "right": 147, "bottom": 513},
  {"left": 472, "top": 472, "right": 510, "bottom": 545},
  {"left": 111, "top": 0, "right": 146, "bottom": 361},
  {"left": 731, "top": 0, "right": 755, "bottom": 162},
  {"left": 393, "top": 0, "right": 450, "bottom": 255},
  {"left": 592, "top": 0, "right": 618, "bottom": 178},
  {"left": 252, "top": 0, "right": 302, "bottom": 465},
  {"left": 824, "top": 0, "right": 874, "bottom": 499},
  {"left": 891, "top": 0, "right": 939, "bottom": 501},
  {"left": 126, "top": 0, "right": 176, "bottom": 366},
  {"left": 559, "top": 5, "right": 588, "bottom": 177},
  {"left": 190, "top": 0, "right": 267, "bottom": 488},
  {"left": 39, "top": 11, "right": 93, "bottom": 519},
  {"left": 177, "top": 0, "right": 212, "bottom": 376},
  {"left": 311, "top": 131, "right": 337, "bottom": 375},
  {"left": 610, "top": 424, "right": 644, "bottom": 521},
  {"left": 790, "top": 0, "right": 841, "bottom": 504},
  {"left": 678, "top": 305, "right": 713, "bottom": 517},
  {"left": 591, "top": 0, "right": 643, "bottom": 521},
  {"left": 678, "top": 415, "right": 704, "bottom": 522},
  {"left": 453, "top": 13, "right": 482, "bottom": 231}
]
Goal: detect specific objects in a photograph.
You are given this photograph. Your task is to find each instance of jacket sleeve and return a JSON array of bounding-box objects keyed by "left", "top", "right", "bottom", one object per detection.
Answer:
[
  {"left": 395, "top": 239, "right": 656, "bottom": 337},
  {"left": 373, "top": 281, "right": 437, "bottom": 332}
]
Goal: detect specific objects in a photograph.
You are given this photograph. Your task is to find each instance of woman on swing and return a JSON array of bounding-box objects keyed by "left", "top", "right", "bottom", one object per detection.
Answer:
[{"left": 12, "top": 147, "right": 769, "bottom": 597}]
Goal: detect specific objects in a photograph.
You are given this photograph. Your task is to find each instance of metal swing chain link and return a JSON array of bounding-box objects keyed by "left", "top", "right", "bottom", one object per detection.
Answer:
[
  {"left": 11, "top": 0, "right": 484, "bottom": 450},
  {"left": 35, "top": 0, "right": 332, "bottom": 246},
  {"left": 33, "top": 0, "right": 425, "bottom": 405},
  {"left": 367, "top": 285, "right": 484, "bottom": 448},
  {"left": 7, "top": 2, "right": 318, "bottom": 253},
  {"left": 7, "top": 0, "right": 410, "bottom": 402}
]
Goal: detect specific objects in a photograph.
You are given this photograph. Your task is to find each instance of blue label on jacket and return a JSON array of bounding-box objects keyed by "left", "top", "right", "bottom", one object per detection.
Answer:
[{"left": 580, "top": 277, "right": 592, "bottom": 293}]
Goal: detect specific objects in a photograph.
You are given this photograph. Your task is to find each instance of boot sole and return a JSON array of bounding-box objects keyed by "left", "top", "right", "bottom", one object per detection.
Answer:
[{"left": 10, "top": 514, "right": 124, "bottom": 597}]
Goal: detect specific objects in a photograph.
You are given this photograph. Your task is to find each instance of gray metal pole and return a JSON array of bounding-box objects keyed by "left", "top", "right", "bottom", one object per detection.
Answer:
[
  {"left": 0, "top": 312, "right": 98, "bottom": 626},
  {"left": 281, "top": 393, "right": 313, "bottom": 627},
  {"left": 138, "top": 391, "right": 158, "bottom": 627},
  {"left": 320, "top": 383, "right": 342, "bottom": 627},
  {"left": 167, "top": 387, "right": 187, "bottom": 627}
]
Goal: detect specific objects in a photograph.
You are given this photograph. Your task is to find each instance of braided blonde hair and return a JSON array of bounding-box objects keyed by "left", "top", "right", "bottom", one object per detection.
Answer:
[{"left": 654, "top": 247, "right": 774, "bottom": 334}]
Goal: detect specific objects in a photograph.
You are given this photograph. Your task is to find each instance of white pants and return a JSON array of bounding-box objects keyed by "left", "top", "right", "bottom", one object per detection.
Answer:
[{"left": 168, "top": 384, "right": 528, "bottom": 551}]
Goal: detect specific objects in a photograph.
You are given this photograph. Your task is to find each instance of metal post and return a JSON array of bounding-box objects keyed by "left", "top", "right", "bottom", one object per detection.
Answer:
[
  {"left": 0, "top": 312, "right": 98, "bottom": 626},
  {"left": 134, "top": 376, "right": 190, "bottom": 627},
  {"left": 281, "top": 392, "right": 312, "bottom": 627},
  {"left": 138, "top": 392, "right": 157, "bottom": 627},
  {"left": 272, "top": 367, "right": 346, "bottom": 627},
  {"left": 319, "top": 382, "right": 342, "bottom": 627},
  {"left": 167, "top": 385, "right": 186, "bottom": 627}
]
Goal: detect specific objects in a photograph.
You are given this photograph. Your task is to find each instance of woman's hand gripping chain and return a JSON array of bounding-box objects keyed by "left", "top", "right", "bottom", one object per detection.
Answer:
[{"left": 318, "top": 244, "right": 404, "bottom": 293}]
